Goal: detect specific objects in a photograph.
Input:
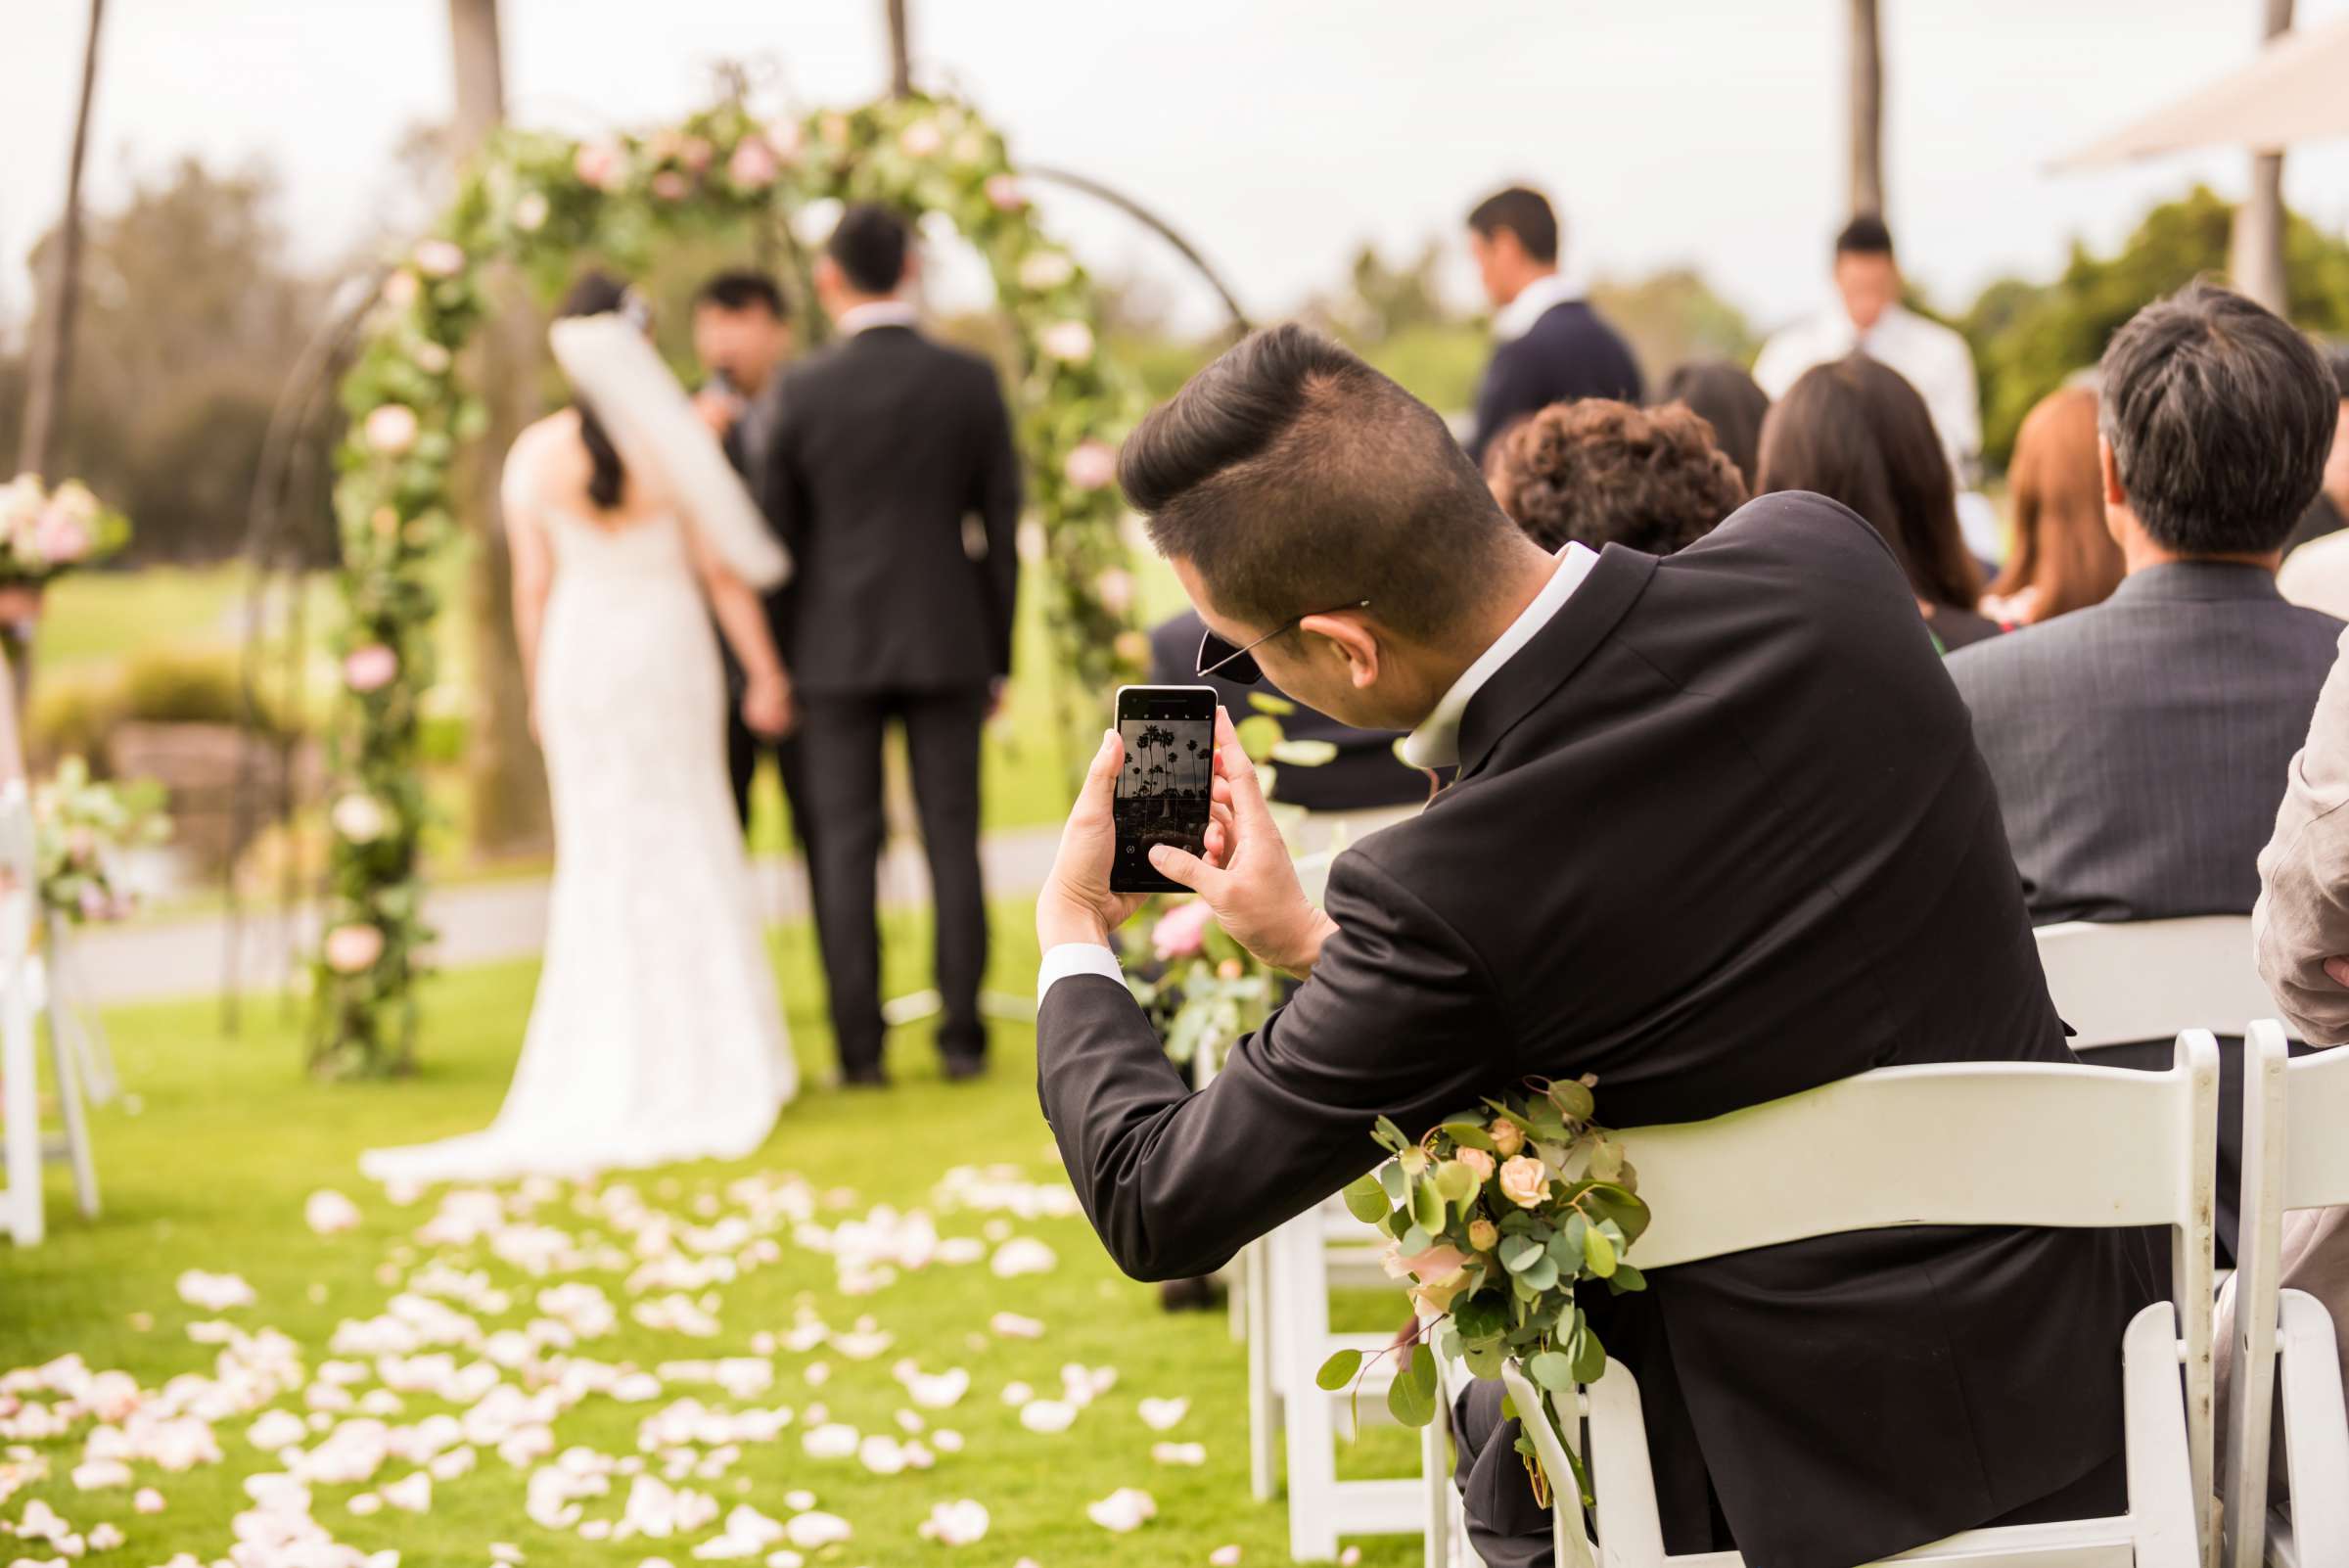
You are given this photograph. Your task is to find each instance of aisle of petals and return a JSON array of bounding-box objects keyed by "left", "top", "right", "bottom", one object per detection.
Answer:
[{"left": 0, "top": 1164, "right": 1218, "bottom": 1568}]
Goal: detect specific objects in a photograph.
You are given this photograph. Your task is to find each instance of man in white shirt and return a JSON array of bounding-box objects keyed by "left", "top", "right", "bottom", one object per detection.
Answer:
[{"left": 1754, "top": 216, "right": 1982, "bottom": 489}]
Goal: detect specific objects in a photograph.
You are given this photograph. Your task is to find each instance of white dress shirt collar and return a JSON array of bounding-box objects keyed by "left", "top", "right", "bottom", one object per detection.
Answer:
[
  {"left": 837, "top": 300, "right": 919, "bottom": 336},
  {"left": 1491, "top": 268, "right": 1586, "bottom": 342},
  {"left": 1400, "top": 542, "right": 1598, "bottom": 770}
]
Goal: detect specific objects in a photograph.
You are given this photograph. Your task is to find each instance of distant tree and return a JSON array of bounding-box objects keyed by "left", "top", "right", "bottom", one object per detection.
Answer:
[
  {"left": 1961, "top": 183, "right": 2349, "bottom": 470},
  {"left": 1588, "top": 268, "right": 1759, "bottom": 386}
]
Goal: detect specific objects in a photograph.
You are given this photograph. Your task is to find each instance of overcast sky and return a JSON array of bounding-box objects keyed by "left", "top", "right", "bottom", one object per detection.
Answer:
[{"left": 9, "top": 0, "right": 2349, "bottom": 339}]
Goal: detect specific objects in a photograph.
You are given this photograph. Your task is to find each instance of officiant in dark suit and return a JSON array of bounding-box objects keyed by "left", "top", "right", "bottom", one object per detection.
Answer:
[
  {"left": 691, "top": 271, "right": 809, "bottom": 836},
  {"left": 762, "top": 205, "right": 1021, "bottom": 1086},
  {"left": 1462, "top": 186, "right": 1642, "bottom": 464},
  {"left": 1031, "top": 325, "right": 2155, "bottom": 1568}
]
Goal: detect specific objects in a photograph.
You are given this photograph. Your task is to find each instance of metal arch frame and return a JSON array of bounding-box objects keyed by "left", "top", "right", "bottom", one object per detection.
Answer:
[{"left": 219, "top": 164, "right": 1248, "bottom": 1029}]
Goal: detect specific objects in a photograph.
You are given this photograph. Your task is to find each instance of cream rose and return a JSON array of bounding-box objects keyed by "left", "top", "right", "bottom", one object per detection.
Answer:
[
  {"left": 1063, "top": 439, "right": 1119, "bottom": 492},
  {"left": 898, "top": 119, "right": 944, "bottom": 158},
  {"left": 364, "top": 404, "right": 419, "bottom": 456},
  {"left": 343, "top": 643, "right": 399, "bottom": 693},
  {"left": 1039, "top": 320, "right": 1095, "bottom": 363},
  {"left": 1488, "top": 1118, "right": 1525, "bottom": 1158},
  {"left": 513, "top": 191, "right": 550, "bottom": 232},
  {"left": 728, "top": 136, "right": 780, "bottom": 190},
  {"left": 382, "top": 270, "right": 420, "bottom": 309},
  {"left": 1456, "top": 1146, "right": 1496, "bottom": 1183},
  {"left": 1498, "top": 1155, "right": 1549, "bottom": 1210},
  {"left": 1466, "top": 1218, "right": 1499, "bottom": 1253},
  {"left": 1018, "top": 251, "right": 1076, "bottom": 292},
  {"left": 413, "top": 239, "right": 465, "bottom": 278},
  {"left": 324, "top": 923, "right": 386, "bottom": 974},
  {"left": 985, "top": 173, "right": 1026, "bottom": 211},
  {"left": 574, "top": 141, "right": 625, "bottom": 191}
]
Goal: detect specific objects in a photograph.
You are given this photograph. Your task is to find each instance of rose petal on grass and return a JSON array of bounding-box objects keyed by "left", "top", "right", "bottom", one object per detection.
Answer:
[
  {"left": 987, "top": 1313, "right": 1044, "bottom": 1340},
  {"left": 1210, "top": 1547, "right": 1242, "bottom": 1567},
  {"left": 917, "top": 1499, "right": 989, "bottom": 1545},
  {"left": 1017, "top": 1400, "right": 1076, "bottom": 1435},
  {"left": 1151, "top": 1442, "right": 1207, "bottom": 1466},
  {"left": 1085, "top": 1488, "right": 1157, "bottom": 1533},
  {"left": 1136, "top": 1397, "right": 1188, "bottom": 1431}
]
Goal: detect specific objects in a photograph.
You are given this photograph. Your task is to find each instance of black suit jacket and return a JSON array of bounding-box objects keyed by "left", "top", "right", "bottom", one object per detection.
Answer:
[
  {"left": 1466, "top": 299, "right": 1643, "bottom": 464},
  {"left": 1038, "top": 494, "right": 2150, "bottom": 1568},
  {"left": 1146, "top": 611, "right": 1430, "bottom": 813},
  {"left": 1947, "top": 563, "right": 2344, "bottom": 924},
  {"left": 762, "top": 325, "right": 1021, "bottom": 693}
]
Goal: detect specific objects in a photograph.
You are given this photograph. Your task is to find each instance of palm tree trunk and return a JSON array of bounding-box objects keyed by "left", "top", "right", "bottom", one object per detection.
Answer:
[
  {"left": 885, "top": 0, "right": 913, "bottom": 98},
  {"left": 446, "top": 0, "right": 551, "bottom": 854},
  {"left": 1846, "top": 0, "right": 1884, "bottom": 218},
  {"left": 2230, "top": 0, "right": 2295, "bottom": 313},
  {"left": 17, "top": 0, "right": 105, "bottom": 484}
]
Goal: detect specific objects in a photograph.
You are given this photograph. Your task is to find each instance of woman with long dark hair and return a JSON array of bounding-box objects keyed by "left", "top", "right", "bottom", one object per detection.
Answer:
[
  {"left": 1657, "top": 360, "right": 1770, "bottom": 488},
  {"left": 365, "top": 271, "right": 800, "bottom": 1183},
  {"left": 1756, "top": 354, "right": 2002, "bottom": 651}
]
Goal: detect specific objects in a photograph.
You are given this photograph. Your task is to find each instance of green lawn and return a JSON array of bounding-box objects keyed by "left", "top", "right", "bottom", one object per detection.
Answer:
[{"left": 0, "top": 900, "right": 1425, "bottom": 1565}]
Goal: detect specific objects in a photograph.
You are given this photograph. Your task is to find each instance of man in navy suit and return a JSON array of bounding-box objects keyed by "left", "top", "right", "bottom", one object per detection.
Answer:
[{"left": 1463, "top": 186, "right": 1642, "bottom": 464}]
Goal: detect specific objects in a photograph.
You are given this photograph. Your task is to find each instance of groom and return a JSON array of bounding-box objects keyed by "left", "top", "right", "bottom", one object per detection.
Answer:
[
  {"left": 761, "top": 205, "right": 1022, "bottom": 1086},
  {"left": 1034, "top": 325, "right": 2155, "bottom": 1565}
]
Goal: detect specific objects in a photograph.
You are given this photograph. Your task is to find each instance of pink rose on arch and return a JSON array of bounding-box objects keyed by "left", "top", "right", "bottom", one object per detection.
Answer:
[
  {"left": 343, "top": 643, "right": 399, "bottom": 693},
  {"left": 650, "top": 170, "right": 690, "bottom": 202},
  {"left": 1092, "top": 567, "right": 1134, "bottom": 618},
  {"left": 765, "top": 119, "right": 806, "bottom": 164},
  {"left": 382, "top": 270, "right": 420, "bottom": 309},
  {"left": 324, "top": 923, "right": 386, "bottom": 975},
  {"left": 1064, "top": 439, "right": 1118, "bottom": 493},
  {"left": 1151, "top": 898, "right": 1214, "bottom": 962},
  {"left": 413, "top": 240, "right": 464, "bottom": 279},
  {"left": 985, "top": 174, "right": 1027, "bottom": 212},
  {"left": 574, "top": 141, "right": 625, "bottom": 191},
  {"left": 513, "top": 191, "right": 550, "bottom": 233},
  {"left": 363, "top": 404, "right": 419, "bottom": 456},
  {"left": 898, "top": 119, "right": 944, "bottom": 158},
  {"left": 728, "top": 136, "right": 780, "bottom": 191},
  {"left": 1497, "top": 1154, "right": 1550, "bottom": 1210},
  {"left": 679, "top": 136, "right": 715, "bottom": 173},
  {"left": 35, "top": 509, "right": 91, "bottom": 565},
  {"left": 1455, "top": 1146, "right": 1496, "bottom": 1183},
  {"left": 1039, "top": 320, "right": 1094, "bottom": 364}
]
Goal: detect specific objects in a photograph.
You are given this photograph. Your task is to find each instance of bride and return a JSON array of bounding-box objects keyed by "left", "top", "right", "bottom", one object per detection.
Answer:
[{"left": 363, "top": 273, "right": 799, "bottom": 1185}]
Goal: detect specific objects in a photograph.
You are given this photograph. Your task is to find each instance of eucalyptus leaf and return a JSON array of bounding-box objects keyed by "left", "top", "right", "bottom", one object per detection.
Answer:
[
  {"left": 1517, "top": 1255, "right": 1559, "bottom": 1292},
  {"left": 1589, "top": 1139, "right": 1625, "bottom": 1183},
  {"left": 1246, "top": 691, "right": 1297, "bottom": 716},
  {"left": 1316, "top": 1348, "right": 1362, "bottom": 1391},
  {"left": 1608, "top": 1262, "right": 1648, "bottom": 1293},
  {"left": 1269, "top": 738, "right": 1340, "bottom": 767},
  {"left": 1372, "top": 1116, "right": 1412, "bottom": 1154},
  {"left": 1235, "top": 714, "right": 1285, "bottom": 762},
  {"left": 1463, "top": 1341, "right": 1504, "bottom": 1379},
  {"left": 1551, "top": 1080, "right": 1596, "bottom": 1122},
  {"left": 1387, "top": 1348, "right": 1437, "bottom": 1426},
  {"left": 1432, "top": 1160, "right": 1478, "bottom": 1206},
  {"left": 1499, "top": 1234, "right": 1544, "bottom": 1273},
  {"left": 1582, "top": 1225, "right": 1618, "bottom": 1278},
  {"left": 1526, "top": 1351, "right": 1576, "bottom": 1391},
  {"left": 1570, "top": 1322, "right": 1609, "bottom": 1383},
  {"left": 1342, "top": 1173, "right": 1391, "bottom": 1225},
  {"left": 1377, "top": 1162, "right": 1408, "bottom": 1202},
  {"left": 1409, "top": 1176, "right": 1446, "bottom": 1234},
  {"left": 1440, "top": 1121, "right": 1498, "bottom": 1153},
  {"left": 1400, "top": 1224, "right": 1432, "bottom": 1255}
]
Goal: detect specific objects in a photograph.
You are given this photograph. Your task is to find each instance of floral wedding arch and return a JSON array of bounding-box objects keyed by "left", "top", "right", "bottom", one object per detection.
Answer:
[{"left": 321, "top": 93, "right": 1145, "bottom": 1077}]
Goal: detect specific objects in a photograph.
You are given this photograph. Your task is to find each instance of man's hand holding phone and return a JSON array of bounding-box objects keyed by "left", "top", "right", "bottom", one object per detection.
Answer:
[{"left": 1036, "top": 708, "right": 1334, "bottom": 980}]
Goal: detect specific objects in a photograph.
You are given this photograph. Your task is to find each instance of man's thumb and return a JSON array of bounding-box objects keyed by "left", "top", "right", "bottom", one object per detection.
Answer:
[
  {"left": 1149, "top": 844, "right": 1218, "bottom": 894},
  {"left": 1083, "top": 728, "right": 1123, "bottom": 797}
]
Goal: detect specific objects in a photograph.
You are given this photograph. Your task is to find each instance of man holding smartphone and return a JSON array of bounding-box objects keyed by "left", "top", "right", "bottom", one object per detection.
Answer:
[{"left": 1034, "top": 325, "right": 2154, "bottom": 1565}]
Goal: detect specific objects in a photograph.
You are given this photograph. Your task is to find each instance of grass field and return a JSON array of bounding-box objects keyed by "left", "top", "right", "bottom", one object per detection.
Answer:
[{"left": 0, "top": 899, "right": 1425, "bottom": 1566}]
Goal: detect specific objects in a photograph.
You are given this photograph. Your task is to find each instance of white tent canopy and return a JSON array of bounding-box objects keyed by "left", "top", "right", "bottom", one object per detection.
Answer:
[{"left": 2058, "top": 15, "right": 2349, "bottom": 167}]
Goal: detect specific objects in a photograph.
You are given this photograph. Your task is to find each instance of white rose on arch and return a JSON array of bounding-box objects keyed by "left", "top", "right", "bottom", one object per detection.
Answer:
[
  {"left": 1018, "top": 252, "right": 1076, "bottom": 293},
  {"left": 1039, "top": 320, "right": 1095, "bottom": 364}
]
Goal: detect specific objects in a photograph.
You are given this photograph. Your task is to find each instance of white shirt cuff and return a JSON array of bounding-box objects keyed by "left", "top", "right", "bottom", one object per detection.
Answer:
[{"left": 1037, "top": 942, "right": 1124, "bottom": 999}]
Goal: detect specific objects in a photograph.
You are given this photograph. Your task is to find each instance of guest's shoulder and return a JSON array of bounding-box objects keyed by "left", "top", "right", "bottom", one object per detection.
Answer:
[
  {"left": 1697, "top": 488, "right": 1901, "bottom": 569},
  {"left": 1944, "top": 604, "right": 2101, "bottom": 695}
]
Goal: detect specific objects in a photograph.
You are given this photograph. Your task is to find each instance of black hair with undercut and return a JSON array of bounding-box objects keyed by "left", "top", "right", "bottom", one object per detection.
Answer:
[{"left": 1117, "top": 322, "right": 1522, "bottom": 643}]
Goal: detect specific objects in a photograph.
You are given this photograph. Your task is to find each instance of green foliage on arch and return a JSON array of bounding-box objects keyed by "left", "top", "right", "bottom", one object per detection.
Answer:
[{"left": 320, "top": 93, "right": 1144, "bottom": 1077}]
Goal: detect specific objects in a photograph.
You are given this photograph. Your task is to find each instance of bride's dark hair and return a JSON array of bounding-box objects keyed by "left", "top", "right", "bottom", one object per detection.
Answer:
[{"left": 557, "top": 271, "right": 637, "bottom": 510}]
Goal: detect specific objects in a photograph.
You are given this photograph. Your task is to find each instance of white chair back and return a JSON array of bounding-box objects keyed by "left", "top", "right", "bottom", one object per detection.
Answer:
[
  {"left": 1526, "top": 1036, "right": 2222, "bottom": 1568},
  {"left": 2036, "top": 916, "right": 2284, "bottom": 1048},
  {"left": 2222, "top": 1022, "right": 2349, "bottom": 1568}
]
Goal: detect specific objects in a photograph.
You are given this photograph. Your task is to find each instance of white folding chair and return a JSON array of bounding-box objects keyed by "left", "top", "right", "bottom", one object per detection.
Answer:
[
  {"left": 2221, "top": 1021, "right": 2349, "bottom": 1568},
  {"left": 0, "top": 784, "right": 97, "bottom": 1245},
  {"left": 2036, "top": 917, "right": 2285, "bottom": 1052},
  {"left": 1501, "top": 1035, "right": 2220, "bottom": 1568}
]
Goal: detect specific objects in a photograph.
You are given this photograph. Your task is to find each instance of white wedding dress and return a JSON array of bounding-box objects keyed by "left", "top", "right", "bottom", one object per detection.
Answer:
[{"left": 360, "top": 499, "right": 798, "bottom": 1185}]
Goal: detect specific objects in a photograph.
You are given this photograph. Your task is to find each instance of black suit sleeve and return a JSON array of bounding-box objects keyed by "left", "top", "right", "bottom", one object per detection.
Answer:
[
  {"left": 1036, "top": 852, "right": 1504, "bottom": 1281},
  {"left": 760, "top": 387, "right": 806, "bottom": 580},
  {"left": 1467, "top": 340, "right": 1541, "bottom": 466},
  {"left": 970, "top": 366, "right": 1023, "bottom": 679}
]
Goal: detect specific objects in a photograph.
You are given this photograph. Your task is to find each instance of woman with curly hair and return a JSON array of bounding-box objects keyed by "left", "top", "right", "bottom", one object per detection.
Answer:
[{"left": 1482, "top": 397, "right": 1749, "bottom": 558}]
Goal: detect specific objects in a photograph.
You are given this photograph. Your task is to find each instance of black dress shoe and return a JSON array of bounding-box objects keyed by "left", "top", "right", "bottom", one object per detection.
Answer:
[
  {"left": 941, "top": 1055, "right": 988, "bottom": 1083},
  {"left": 839, "top": 1066, "right": 892, "bottom": 1089},
  {"left": 1157, "top": 1275, "right": 1225, "bottom": 1313}
]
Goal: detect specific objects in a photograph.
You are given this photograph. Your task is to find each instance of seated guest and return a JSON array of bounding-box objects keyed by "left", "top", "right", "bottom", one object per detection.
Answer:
[
  {"left": 1656, "top": 360, "right": 1769, "bottom": 486},
  {"left": 1755, "top": 354, "right": 2001, "bottom": 650},
  {"left": 2277, "top": 349, "right": 2349, "bottom": 612},
  {"left": 1978, "top": 383, "right": 2123, "bottom": 626},
  {"left": 1949, "top": 282, "right": 2342, "bottom": 1263},
  {"left": 1482, "top": 397, "right": 1747, "bottom": 557},
  {"left": 1035, "top": 323, "right": 2151, "bottom": 1566},
  {"left": 2219, "top": 622, "right": 2349, "bottom": 1502},
  {"left": 1149, "top": 608, "right": 1430, "bottom": 825},
  {"left": 1463, "top": 186, "right": 1642, "bottom": 464}
]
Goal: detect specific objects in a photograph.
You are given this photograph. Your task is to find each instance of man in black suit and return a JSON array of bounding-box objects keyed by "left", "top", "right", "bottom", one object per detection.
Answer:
[
  {"left": 1032, "top": 325, "right": 2151, "bottom": 1567},
  {"left": 691, "top": 271, "right": 810, "bottom": 836},
  {"left": 1949, "top": 283, "right": 2344, "bottom": 1264},
  {"left": 763, "top": 206, "right": 1021, "bottom": 1086},
  {"left": 1462, "top": 186, "right": 1642, "bottom": 465}
]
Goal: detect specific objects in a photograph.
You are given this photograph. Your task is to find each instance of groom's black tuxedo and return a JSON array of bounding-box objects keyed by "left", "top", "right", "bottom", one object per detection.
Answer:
[
  {"left": 763, "top": 321, "right": 1022, "bottom": 1078},
  {"left": 1036, "top": 494, "right": 2155, "bottom": 1568}
]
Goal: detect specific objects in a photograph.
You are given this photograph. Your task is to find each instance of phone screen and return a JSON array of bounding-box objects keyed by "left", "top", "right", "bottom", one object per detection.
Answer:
[{"left": 1112, "top": 685, "right": 1218, "bottom": 894}]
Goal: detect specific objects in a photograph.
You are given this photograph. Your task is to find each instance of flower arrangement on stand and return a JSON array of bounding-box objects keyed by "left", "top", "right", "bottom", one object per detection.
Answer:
[
  {"left": 32, "top": 757, "right": 169, "bottom": 926},
  {"left": 320, "top": 88, "right": 1143, "bottom": 1076},
  {"left": 0, "top": 476, "right": 132, "bottom": 585},
  {"left": 1322, "top": 1084, "right": 1648, "bottom": 1509}
]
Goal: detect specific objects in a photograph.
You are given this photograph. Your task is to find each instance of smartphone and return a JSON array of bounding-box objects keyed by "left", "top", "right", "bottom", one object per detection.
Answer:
[{"left": 1111, "top": 684, "right": 1218, "bottom": 894}]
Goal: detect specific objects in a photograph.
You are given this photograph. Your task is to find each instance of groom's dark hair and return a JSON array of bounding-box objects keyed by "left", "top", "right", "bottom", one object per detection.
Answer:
[
  {"left": 827, "top": 204, "right": 911, "bottom": 295},
  {"left": 1118, "top": 323, "right": 1521, "bottom": 641}
]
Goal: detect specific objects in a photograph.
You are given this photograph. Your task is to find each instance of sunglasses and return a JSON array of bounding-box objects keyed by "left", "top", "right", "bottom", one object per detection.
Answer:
[{"left": 1194, "top": 599, "right": 1370, "bottom": 685}]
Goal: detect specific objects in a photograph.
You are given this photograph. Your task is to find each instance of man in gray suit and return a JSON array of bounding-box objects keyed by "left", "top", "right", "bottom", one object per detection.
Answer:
[{"left": 1949, "top": 282, "right": 2342, "bottom": 1260}]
